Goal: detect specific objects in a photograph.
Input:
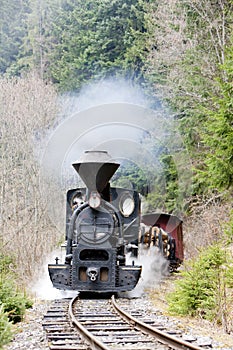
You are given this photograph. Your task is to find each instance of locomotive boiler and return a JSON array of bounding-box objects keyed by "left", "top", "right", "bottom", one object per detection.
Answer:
[{"left": 48, "top": 151, "right": 142, "bottom": 293}]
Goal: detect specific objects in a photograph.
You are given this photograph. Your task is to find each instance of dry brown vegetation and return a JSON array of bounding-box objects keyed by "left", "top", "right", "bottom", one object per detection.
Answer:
[
  {"left": 183, "top": 196, "right": 231, "bottom": 259},
  {"left": 147, "top": 0, "right": 230, "bottom": 107},
  {"left": 0, "top": 73, "right": 61, "bottom": 285}
]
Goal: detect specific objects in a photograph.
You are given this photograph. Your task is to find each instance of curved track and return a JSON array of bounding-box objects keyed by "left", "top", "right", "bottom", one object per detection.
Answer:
[{"left": 43, "top": 296, "right": 204, "bottom": 350}]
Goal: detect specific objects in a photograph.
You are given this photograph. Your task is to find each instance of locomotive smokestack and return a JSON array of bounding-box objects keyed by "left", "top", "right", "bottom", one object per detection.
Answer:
[{"left": 72, "top": 151, "right": 120, "bottom": 192}]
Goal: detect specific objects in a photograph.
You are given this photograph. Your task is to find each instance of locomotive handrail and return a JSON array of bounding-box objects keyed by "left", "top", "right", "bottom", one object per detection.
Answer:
[
  {"left": 66, "top": 202, "right": 89, "bottom": 257},
  {"left": 124, "top": 217, "right": 137, "bottom": 231}
]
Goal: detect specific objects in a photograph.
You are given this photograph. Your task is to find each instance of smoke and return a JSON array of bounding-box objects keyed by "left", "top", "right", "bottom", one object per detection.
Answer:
[
  {"left": 122, "top": 246, "right": 170, "bottom": 298},
  {"left": 37, "top": 78, "right": 192, "bottom": 292},
  {"left": 31, "top": 249, "right": 78, "bottom": 300},
  {"left": 59, "top": 78, "right": 150, "bottom": 114},
  {"left": 39, "top": 78, "right": 183, "bottom": 232}
]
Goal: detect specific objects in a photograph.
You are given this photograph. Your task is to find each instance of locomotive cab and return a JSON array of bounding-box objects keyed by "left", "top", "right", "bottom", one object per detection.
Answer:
[{"left": 48, "top": 151, "right": 142, "bottom": 293}]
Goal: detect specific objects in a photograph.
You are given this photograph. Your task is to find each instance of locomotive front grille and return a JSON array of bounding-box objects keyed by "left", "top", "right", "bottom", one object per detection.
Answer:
[
  {"left": 72, "top": 247, "right": 116, "bottom": 291},
  {"left": 79, "top": 248, "right": 109, "bottom": 260}
]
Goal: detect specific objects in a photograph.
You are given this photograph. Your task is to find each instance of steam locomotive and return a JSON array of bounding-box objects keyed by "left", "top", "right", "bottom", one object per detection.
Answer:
[
  {"left": 48, "top": 151, "right": 142, "bottom": 293},
  {"left": 48, "top": 150, "right": 184, "bottom": 293}
]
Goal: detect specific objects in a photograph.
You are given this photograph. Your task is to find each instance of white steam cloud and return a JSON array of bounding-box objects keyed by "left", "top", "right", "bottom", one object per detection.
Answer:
[
  {"left": 39, "top": 78, "right": 192, "bottom": 233},
  {"left": 122, "top": 246, "right": 169, "bottom": 298},
  {"left": 58, "top": 78, "right": 151, "bottom": 115},
  {"left": 31, "top": 249, "right": 78, "bottom": 300}
]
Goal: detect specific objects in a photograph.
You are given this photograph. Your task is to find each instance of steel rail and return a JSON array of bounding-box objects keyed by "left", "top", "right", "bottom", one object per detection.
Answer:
[
  {"left": 68, "top": 295, "right": 110, "bottom": 350},
  {"left": 111, "top": 295, "right": 203, "bottom": 350}
]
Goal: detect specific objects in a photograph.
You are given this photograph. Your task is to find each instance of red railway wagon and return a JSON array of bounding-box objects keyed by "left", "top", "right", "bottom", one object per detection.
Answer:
[{"left": 141, "top": 213, "right": 184, "bottom": 270}]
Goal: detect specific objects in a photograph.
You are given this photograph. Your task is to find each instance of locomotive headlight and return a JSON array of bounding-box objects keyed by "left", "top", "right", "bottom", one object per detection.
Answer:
[
  {"left": 89, "top": 191, "right": 101, "bottom": 209},
  {"left": 119, "top": 192, "right": 135, "bottom": 217}
]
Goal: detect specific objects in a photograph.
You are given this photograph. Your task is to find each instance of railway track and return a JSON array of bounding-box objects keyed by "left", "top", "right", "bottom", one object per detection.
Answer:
[{"left": 43, "top": 295, "right": 204, "bottom": 350}]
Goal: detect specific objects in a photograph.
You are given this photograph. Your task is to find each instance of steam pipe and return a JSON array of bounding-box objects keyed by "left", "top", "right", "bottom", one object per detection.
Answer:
[{"left": 66, "top": 202, "right": 89, "bottom": 261}]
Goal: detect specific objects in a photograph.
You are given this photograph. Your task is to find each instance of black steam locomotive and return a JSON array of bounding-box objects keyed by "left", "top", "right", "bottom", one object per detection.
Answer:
[{"left": 48, "top": 151, "right": 142, "bottom": 293}]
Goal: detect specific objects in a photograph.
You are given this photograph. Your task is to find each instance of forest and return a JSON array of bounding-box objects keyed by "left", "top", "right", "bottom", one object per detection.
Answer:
[{"left": 0, "top": 0, "right": 233, "bottom": 345}]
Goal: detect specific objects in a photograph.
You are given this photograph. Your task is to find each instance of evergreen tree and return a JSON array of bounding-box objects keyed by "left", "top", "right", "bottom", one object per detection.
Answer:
[
  {"left": 8, "top": 0, "right": 61, "bottom": 77},
  {"left": 201, "top": 41, "right": 233, "bottom": 190},
  {"left": 145, "top": 152, "right": 180, "bottom": 213},
  {"left": 46, "top": 0, "right": 149, "bottom": 91},
  {"left": 0, "top": 0, "right": 30, "bottom": 74},
  {"left": 145, "top": 0, "right": 233, "bottom": 196}
]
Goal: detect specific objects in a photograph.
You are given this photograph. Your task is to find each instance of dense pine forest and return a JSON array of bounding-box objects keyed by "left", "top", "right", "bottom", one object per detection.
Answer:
[{"left": 0, "top": 0, "right": 233, "bottom": 345}]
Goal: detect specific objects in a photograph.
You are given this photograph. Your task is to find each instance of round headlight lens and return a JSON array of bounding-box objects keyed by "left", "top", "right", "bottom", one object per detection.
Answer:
[
  {"left": 88, "top": 191, "right": 101, "bottom": 209},
  {"left": 119, "top": 192, "right": 135, "bottom": 217}
]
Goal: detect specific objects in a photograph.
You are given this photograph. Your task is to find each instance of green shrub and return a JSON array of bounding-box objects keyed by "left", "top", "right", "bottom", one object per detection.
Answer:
[
  {"left": 167, "top": 244, "right": 226, "bottom": 320},
  {"left": 0, "top": 305, "right": 12, "bottom": 347},
  {"left": 0, "top": 278, "right": 32, "bottom": 324},
  {"left": 0, "top": 252, "right": 33, "bottom": 348}
]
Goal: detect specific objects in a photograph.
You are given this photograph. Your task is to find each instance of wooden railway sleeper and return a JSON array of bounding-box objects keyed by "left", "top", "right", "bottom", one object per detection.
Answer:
[{"left": 111, "top": 295, "right": 204, "bottom": 350}]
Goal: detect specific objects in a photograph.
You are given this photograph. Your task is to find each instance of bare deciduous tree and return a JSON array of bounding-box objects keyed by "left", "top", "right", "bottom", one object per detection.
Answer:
[
  {"left": 146, "top": 0, "right": 233, "bottom": 105},
  {"left": 0, "top": 73, "right": 60, "bottom": 285}
]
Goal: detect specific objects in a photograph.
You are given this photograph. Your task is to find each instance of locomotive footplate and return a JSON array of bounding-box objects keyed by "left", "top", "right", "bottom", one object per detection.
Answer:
[
  {"left": 117, "top": 265, "right": 142, "bottom": 291},
  {"left": 48, "top": 247, "right": 141, "bottom": 292},
  {"left": 48, "top": 264, "right": 72, "bottom": 289}
]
